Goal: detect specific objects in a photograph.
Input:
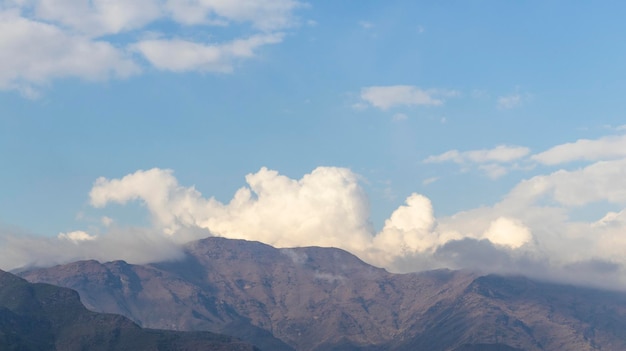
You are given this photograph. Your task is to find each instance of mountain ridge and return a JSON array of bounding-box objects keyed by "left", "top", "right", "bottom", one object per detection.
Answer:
[
  {"left": 19, "top": 236, "right": 626, "bottom": 351},
  {"left": 0, "top": 268, "right": 259, "bottom": 350}
]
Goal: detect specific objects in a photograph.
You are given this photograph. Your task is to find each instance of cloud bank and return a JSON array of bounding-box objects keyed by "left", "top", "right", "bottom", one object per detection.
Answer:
[
  {"left": 4, "top": 132, "right": 626, "bottom": 290},
  {"left": 0, "top": 0, "right": 303, "bottom": 95}
]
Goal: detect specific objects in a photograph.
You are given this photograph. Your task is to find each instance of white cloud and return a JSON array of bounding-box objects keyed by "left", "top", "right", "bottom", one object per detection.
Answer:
[
  {"left": 424, "top": 145, "right": 530, "bottom": 178},
  {"left": 34, "top": 0, "right": 162, "bottom": 37},
  {"left": 89, "top": 167, "right": 375, "bottom": 253},
  {"left": 133, "top": 33, "right": 284, "bottom": 73},
  {"left": 507, "top": 158, "right": 626, "bottom": 207},
  {"left": 422, "top": 177, "right": 439, "bottom": 185},
  {"left": 0, "top": 0, "right": 304, "bottom": 94},
  {"left": 58, "top": 230, "right": 97, "bottom": 242},
  {"left": 531, "top": 134, "right": 626, "bottom": 165},
  {"left": 483, "top": 217, "right": 532, "bottom": 249},
  {"left": 101, "top": 216, "right": 114, "bottom": 227},
  {"left": 359, "top": 85, "right": 457, "bottom": 110},
  {"left": 0, "top": 10, "right": 139, "bottom": 95},
  {"left": 5, "top": 150, "right": 626, "bottom": 288},
  {"left": 165, "top": 0, "right": 303, "bottom": 30},
  {"left": 497, "top": 93, "right": 523, "bottom": 109},
  {"left": 425, "top": 145, "right": 530, "bottom": 164}
]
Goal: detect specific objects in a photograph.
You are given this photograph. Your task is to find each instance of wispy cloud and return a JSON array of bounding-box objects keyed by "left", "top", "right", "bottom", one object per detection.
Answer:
[
  {"left": 424, "top": 145, "right": 531, "bottom": 178},
  {"left": 0, "top": 0, "right": 304, "bottom": 96},
  {"left": 359, "top": 85, "right": 458, "bottom": 110},
  {"left": 531, "top": 134, "right": 626, "bottom": 165},
  {"left": 497, "top": 93, "right": 523, "bottom": 109},
  {"left": 132, "top": 33, "right": 284, "bottom": 73}
]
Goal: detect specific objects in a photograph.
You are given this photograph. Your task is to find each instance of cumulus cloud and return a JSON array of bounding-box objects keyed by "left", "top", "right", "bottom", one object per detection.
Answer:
[
  {"left": 89, "top": 167, "right": 374, "bottom": 253},
  {"left": 4, "top": 149, "right": 626, "bottom": 289},
  {"left": 483, "top": 217, "right": 532, "bottom": 249},
  {"left": 531, "top": 134, "right": 626, "bottom": 165},
  {"left": 82, "top": 167, "right": 545, "bottom": 274},
  {"left": 359, "top": 85, "right": 458, "bottom": 110},
  {"left": 424, "top": 145, "right": 531, "bottom": 178},
  {"left": 0, "top": 0, "right": 304, "bottom": 95}
]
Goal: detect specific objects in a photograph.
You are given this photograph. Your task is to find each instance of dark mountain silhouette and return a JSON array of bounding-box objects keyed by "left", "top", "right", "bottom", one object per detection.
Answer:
[
  {"left": 0, "top": 269, "right": 258, "bottom": 351},
  {"left": 20, "top": 237, "right": 626, "bottom": 351}
]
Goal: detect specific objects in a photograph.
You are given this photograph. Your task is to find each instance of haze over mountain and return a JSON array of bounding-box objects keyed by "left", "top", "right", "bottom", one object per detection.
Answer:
[
  {"left": 20, "top": 237, "right": 626, "bottom": 351},
  {"left": 0, "top": 268, "right": 258, "bottom": 351}
]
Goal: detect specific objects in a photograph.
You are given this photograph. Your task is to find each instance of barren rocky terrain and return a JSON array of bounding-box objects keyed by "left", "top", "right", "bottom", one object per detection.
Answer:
[{"left": 20, "top": 237, "right": 626, "bottom": 351}]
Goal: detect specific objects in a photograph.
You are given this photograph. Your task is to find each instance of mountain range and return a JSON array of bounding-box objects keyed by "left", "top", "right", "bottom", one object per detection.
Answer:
[
  {"left": 0, "top": 268, "right": 258, "bottom": 350},
  {"left": 18, "top": 237, "right": 626, "bottom": 351}
]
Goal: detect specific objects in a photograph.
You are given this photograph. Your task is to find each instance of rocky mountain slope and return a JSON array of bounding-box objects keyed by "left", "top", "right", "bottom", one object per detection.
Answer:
[
  {"left": 20, "top": 237, "right": 626, "bottom": 351},
  {"left": 0, "top": 269, "right": 258, "bottom": 351}
]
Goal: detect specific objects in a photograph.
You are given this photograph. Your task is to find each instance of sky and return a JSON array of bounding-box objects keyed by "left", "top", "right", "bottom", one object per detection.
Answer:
[{"left": 2, "top": 0, "right": 626, "bottom": 289}]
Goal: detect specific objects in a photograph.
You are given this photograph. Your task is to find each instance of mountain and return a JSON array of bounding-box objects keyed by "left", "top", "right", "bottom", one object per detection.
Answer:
[
  {"left": 20, "top": 237, "right": 626, "bottom": 351},
  {"left": 0, "top": 269, "right": 258, "bottom": 350}
]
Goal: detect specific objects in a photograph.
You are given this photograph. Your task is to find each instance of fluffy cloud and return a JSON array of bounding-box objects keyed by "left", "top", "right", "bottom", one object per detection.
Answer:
[
  {"left": 90, "top": 167, "right": 374, "bottom": 253},
  {"left": 82, "top": 166, "right": 545, "bottom": 273},
  {"left": 0, "top": 10, "right": 139, "bottom": 96},
  {"left": 33, "top": 0, "right": 162, "bottom": 36},
  {"left": 531, "top": 134, "right": 626, "bottom": 165},
  {"left": 483, "top": 217, "right": 532, "bottom": 249},
  {"left": 0, "top": 0, "right": 303, "bottom": 95},
  {"left": 4, "top": 147, "right": 626, "bottom": 289},
  {"left": 359, "top": 85, "right": 458, "bottom": 110},
  {"left": 507, "top": 158, "right": 626, "bottom": 206}
]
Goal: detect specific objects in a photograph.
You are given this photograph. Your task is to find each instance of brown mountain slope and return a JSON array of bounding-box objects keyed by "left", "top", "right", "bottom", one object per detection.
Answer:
[
  {"left": 0, "top": 269, "right": 258, "bottom": 351},
  {"left": 20, "top": 237, "right": 626, "bottom": 351}
]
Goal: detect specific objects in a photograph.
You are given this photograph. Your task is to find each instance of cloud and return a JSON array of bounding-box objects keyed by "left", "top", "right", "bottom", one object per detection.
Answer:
[
  {"left": 0, "top": 227, "right": 184, "bottom": 270},
  {"left": 0, "top": 0, "right": 304, "bottom": 95},
  {"left": 483, "top": 217, "right": 532, "bottom": 249},
  {"left": 58, "top": 230, "right": 97, "bottom": 242},
  {"left": 531, "top": 134, "right": 626, "bottom": 165},
  {"left": 89, "top": 167, "right": 375, "bottom": 253},
  {"left": 33, "top": 0, "right": 162, "bottom": 37},
  {"left": 5, "top": 148, "right": 626, "bottom": 289},
  {"left": 133, "top": 33, "right": 284, "bottom": 73},
  {"left": 0, "top": 10, "right": 139, "bottom": 95},
  {"left": 424, "top": 145, "right": 531, "bottom": 178},
  {"left": 359, "top": 85, "right": 458, "bottom": 110},
  {"left": 165, "top": 0, "right": 303, "bottom": 30},
  {"left": 497, "top": 93, "right": 523, "bottom": 109},
  {"left": 392, "top": 113, "right": 408, "bottom": 121},
  {"left": 506, "top": 158, "right": 626, "bottom": 207},
  {"left": 425, "top": 145, "right": 530, "bottom": 164}
]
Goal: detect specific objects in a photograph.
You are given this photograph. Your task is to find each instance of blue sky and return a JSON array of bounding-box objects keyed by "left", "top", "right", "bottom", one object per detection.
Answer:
[{"left": 2, "top": 1, "right": 626, "bottom": 288}]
